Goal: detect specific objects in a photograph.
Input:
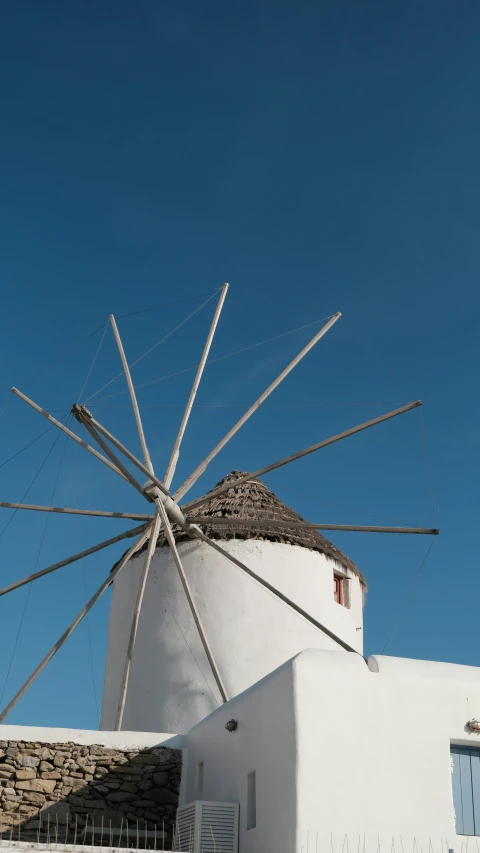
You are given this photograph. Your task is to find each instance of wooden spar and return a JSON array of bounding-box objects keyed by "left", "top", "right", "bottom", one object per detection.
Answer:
[
  {"left": 173, "top": 312, "right": 342, "bottom": 502},
  {"left": 187, "top": 517, "right": 440, "bottom": 535},
  {"left": 164, "top": 283, "right": 229, "bottom": 490},
  {"left": 181, "top": 401, "right": 422, "bottom": 514},
  {"left": 75, "top": 409, "right": 187, "bottom": 528},
  {"left": 110, "top": 314, "right": 154, "bottom": 476},
  {"left": 157, "top": 501, "right": 228, "bottom": 703},
  {"left": 0, "top": 502, "right": 154, "bottom": 521},
  {"left": 191, "top": 526, "right": 357, "bottom": 654},
  {"left": 0, "top": 523, "right": 149, "bottom": 598},
  {"left": 0, "top": 528, "right": 150, "bottom": 724},
  {"left": 11, "top": 388, "right": 127, "bottom": 481},
  {"left": 115, "top": 510, "right": 162, "bottom": 730},
  {"left": 77, "top": 413, "right": 150, "bottom": 501},
  {"left": 75, "top": 408, "right": 170, "bottom": 499}
]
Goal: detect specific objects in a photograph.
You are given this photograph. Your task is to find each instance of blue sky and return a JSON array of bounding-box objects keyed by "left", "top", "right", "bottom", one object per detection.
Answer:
[{"left": 0, "top": 0, "right": 478, "bottom": 729}]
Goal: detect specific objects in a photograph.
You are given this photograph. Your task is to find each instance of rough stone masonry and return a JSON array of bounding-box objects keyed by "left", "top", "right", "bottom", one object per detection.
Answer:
[{"left": 0, "top": 740, "right": 182, "bottom": 845}]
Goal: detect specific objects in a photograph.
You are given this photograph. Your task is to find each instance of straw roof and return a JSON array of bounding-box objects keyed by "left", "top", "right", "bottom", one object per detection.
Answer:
[{"left": 151, "top": 471, "right": 364, "bottom": 583}]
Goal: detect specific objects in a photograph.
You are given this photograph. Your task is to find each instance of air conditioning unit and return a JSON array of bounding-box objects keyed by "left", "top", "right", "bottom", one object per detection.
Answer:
[{"left": 175, "top": 800, "right": 239, "bottom": 853}]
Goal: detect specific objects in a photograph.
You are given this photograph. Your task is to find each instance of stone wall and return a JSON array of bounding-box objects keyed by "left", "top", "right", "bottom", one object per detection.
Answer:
[{"left": 0, "top": 740, "right": 182, "bottom": 845}]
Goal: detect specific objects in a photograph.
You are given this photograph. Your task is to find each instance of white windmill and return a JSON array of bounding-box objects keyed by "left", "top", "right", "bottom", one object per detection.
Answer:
[{"left": 0, "top": 284, "right": 439, "bottom": 733}]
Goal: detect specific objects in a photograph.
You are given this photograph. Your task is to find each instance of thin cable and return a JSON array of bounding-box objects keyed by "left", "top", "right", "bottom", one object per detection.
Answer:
[
  {"left": 78, "top": 322, "right": 109, "bottom": 402},
  {"left": 138, "top": 401, "right": 406, "bottom": 410},
  {"left": 278, "top": 291, "right": 419, "bottom": 413},
  {"left": 0, "top": 393, "right": 14, "bottom": 422},
  {"left": 0, "top": 416, "right": 72, "bottom": 707},
  {"left": 245, "top": 293, "right": 334, "bottom": 316},
  {"left": 91, "top": 317, "right": 331, "bottom": 406},
  {"left": 278, "top": 485, "right": 419, "bottom": 528},
  {"left": 0, "top": 413, "right": 70, "bottom": 542},
  {"left": 75, "top": 445, "right": 100, "bottom": 725},
  {"left": 84, "top": 294, "right": 217, "bottom": 405},
  {"left": 180, "top": 316, "right": 332, "bottom": 370},
  {"left": 353, "top": 332, "right": 414, "bottom": 402},
  {"left": 22, "top": 325, "right": 107, "bottom": 388},
  {"left": 0, "top": 424, "right": 55, "bottom": 471},
  {"left": 419, "top": 409, "right": 436, "bottom": 520},
  {"left": 381, "top": 539, "right": 436, "bottom": 653},
  {"left": 88, "top": 411, "right": 172, "bottom": 445},
  {"left": 5, "top": 292, "right": 217, "bottom": 395},
  {"left": 116, "top": 290, "right": 219, "bottom": 320},
  {"left": 89, "top": 413, "right": 149, "bottom": 434}
]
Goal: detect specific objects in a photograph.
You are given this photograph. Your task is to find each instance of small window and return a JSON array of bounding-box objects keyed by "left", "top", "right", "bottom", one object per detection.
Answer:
[
  {"left": 247, "top": 771, "right": 256, "bottom": 830},
  {"left": 334, "top": 575, "right": 344, "bottom": 605},
  {"left": 451, "top": 745, "right": 480, "bottom": 835}
]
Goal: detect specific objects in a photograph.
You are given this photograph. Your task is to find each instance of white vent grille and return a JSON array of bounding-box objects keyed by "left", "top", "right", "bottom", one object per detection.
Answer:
[{"left": 175, "top": 801, "right": 239, "bottom": 853}]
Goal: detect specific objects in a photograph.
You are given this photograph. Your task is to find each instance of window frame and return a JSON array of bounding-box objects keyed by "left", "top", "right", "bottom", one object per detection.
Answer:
[
  {"left": 451, "top": 744, "right": 480, "bottom": 836},
  {"left": 334, "top": 574, "right": 344, "bottom": 606}
]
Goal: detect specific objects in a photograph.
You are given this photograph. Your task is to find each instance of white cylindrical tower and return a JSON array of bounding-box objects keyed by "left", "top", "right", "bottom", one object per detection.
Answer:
[{"left": 101, "top": 472, "right": 366, "bottom": 733}]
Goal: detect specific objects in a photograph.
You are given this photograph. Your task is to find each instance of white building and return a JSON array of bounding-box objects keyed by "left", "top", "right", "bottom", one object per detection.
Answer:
[
  {"left": 183, "top": 648, "right": 480, "bottom": 852},
  {"left": 2, "top": 472, "right": 478, "bottom": 852},
  {"left": 101, "top": 472, "right": 365, "bottom": 733},
  {"left": 3, "top": 649, "right": 480, "bottom": 852}
]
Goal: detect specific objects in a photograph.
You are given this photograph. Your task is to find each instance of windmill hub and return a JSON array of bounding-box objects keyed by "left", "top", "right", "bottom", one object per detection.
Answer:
[{"left": 144, "top": 480, "right": 190, "bottom": 529}]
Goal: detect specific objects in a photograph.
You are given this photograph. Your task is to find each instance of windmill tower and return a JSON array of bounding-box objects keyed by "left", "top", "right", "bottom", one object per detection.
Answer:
[
  {"left": 101, "top": 471, "right": 366, "bottom": 733},
  {"left": 0, "top": 285, "right": 438, "bottom": 730}
]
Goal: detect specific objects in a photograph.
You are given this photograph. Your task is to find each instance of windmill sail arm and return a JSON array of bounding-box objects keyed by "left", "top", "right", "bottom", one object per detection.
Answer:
[
  {"left": 0, "top": 523, "right": 150, "bottom": 599},
  {"left": 181, "top": 401, "right": 422, "bottom": 514},
  {"left": 79, "top": 414, "right": 150, "bottom": 501},
  {"left": 158, "top": 501, "right": 228, "bottom": 703},
  {"left": 173, "top": 312, "right": 341, "bottom": 502},
  {"left": 0, "top": 502, "right": 153, "bottom": 521},
  {"left": 74, "top": 406, "right": 170, "bottom": 498},
  {"left": 0, "top": 527, "right": 150, "bottom": 724},
  {"left": 164, "top": 283, "right": 229, "bottom": 490},
  {"left": 11, "top": 387, "right": 127, "bottom": 480},
  {"left": 187, "top": 517, "right": 439, "bottom": 535},
  {"left": 110, "top": 313, "right": 154, "bottom": 476},
  {"left": 115, "top": 510, "right": 163, "bottom": 730}
]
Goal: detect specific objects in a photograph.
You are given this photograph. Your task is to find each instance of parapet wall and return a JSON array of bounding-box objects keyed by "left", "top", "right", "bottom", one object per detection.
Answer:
[{"left": 0, "top": 739, "right": 182, "bottom": 846}]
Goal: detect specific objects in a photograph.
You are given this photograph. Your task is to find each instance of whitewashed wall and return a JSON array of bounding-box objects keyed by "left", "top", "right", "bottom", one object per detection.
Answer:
[
  {"left": 0, "top": 725, "right": 181, "bottom": 750},
  {"left": 182, "top": 649, "right": 480, "bottom": 853},
  {"left": 183, "top": 658, "right": 298, "bottom": 853},
  {"left": 101, "top": 539, "right": 363, "bottom": 733}
]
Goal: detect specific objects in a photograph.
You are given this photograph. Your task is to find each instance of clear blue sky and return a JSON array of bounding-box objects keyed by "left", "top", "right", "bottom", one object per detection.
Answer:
[{"left": 0, "top": 0, "right": 478, "bottom": 729}]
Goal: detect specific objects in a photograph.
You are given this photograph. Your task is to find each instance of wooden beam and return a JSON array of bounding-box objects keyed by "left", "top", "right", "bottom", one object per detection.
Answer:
[
  {"left": 74, "top": 407, "right": 170, "bottom": 499},
  {"left": 158, "top": 502, "right": 228, "bottom": 703},
  {"left": 11, "top": 388, "right": 127, "bottom": 481},
  {"left": 164, "top": 283, "right": 229, "bottom": 489},
  {"left": 0, "top": 502, "right": 154, "bottom": 521},
  {"left": 0, "top": 527, "right": 150, "bottom": 723},
  {"left": 187, "top": 517, "right": 439, "bottom": 535},
  {"left": 173, "top": 312, "right": 341, "bottom": 502},
  {"left": 75, "top": 409, "right": 188, "bottom": 528},
  {"left": 76, "top": 411, "right": 150, "bottom": 501},
  {"left": 115, "top": 510, "right": 162, "bottom": 730},
  {"left": 110, "top": 314, "right": 154, "bottom": 476},
  {"left": 0, "top": 523, "right": 149, "bottom": 598},
  {"left": 181, "top": 401, "right": 422, "bottom": 513}
]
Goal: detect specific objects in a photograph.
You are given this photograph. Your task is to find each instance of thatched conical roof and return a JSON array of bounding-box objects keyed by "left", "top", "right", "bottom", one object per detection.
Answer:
[{"left": 154, "top": 471, "right": 364, "bottom": 582}]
